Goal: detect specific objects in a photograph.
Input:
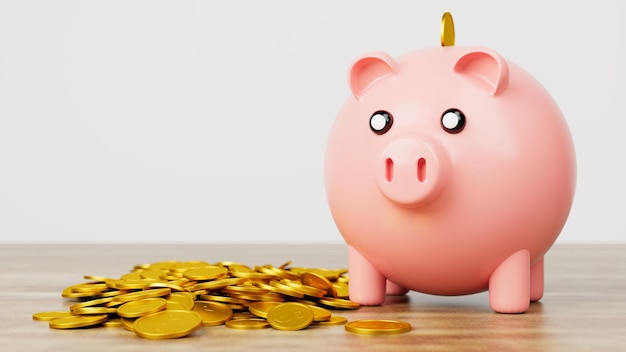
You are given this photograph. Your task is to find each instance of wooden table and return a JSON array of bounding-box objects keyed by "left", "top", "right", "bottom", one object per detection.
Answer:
[{"left": 1, "top": 244, "right": 624, "bottom": 351}]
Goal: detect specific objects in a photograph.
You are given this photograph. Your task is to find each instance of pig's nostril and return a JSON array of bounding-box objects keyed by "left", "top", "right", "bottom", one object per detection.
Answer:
[
  {"left": 386, "top": 158, "right": 394, "bottom": 182},
  {"left": 417, "top": 158, "right": 426, "bottom": 182}
]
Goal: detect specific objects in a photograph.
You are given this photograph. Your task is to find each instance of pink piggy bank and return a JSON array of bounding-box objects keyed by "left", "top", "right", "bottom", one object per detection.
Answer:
[{"left": 325, "top": 45, "right": 576, "bottom": 313}]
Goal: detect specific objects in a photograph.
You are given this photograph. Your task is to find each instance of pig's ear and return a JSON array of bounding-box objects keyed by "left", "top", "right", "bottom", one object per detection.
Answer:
[
  {"left": 349, "top": 52, "right": 399, "bottom": 99},
  {"left": 453, "top": 48, "right": 510, "bottom": 96}
]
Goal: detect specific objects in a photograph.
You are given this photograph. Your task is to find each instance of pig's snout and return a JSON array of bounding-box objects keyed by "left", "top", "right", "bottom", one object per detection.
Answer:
[{"left": 376, "top": 138, "right": 446, "bottom": 207}]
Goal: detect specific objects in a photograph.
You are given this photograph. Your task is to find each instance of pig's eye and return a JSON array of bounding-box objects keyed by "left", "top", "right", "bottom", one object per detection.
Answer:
[
  {"left": 370, "top": 111, "right": 393, "bottom": 135},
  {"left": 441, "top": 108, "right": 465, "bottom": 134}
]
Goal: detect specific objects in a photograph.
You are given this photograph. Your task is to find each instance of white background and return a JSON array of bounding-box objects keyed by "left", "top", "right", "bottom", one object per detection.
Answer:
[{"left": 0, "top": 1, "right": 624, "bottom": 243}]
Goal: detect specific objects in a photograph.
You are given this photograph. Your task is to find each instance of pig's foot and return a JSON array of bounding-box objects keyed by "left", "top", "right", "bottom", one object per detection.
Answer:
[
  {"left": 530, "top": 257, "right": 544, "bottom": 302},
  {"left": 386, "top": 280, "right": 409, "bottom": 296},
  {"left": 348, "top": 245, "right": 386, "bottom": 305},
  {"left": 489, "top": 249, "right": 530, "bottom": 313}
]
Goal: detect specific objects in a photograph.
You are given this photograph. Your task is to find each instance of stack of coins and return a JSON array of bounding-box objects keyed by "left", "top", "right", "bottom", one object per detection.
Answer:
[{"left": 33, "top": 259, "right": 366, "bottom": 338}]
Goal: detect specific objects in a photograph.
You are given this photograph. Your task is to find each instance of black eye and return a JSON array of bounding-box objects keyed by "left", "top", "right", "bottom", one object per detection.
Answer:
[
  {"left": 370, "top": 111, "right": 393, "bottom": 135},
  {"left": 441, "top": 108, "right": 465, "bottom": 133}
]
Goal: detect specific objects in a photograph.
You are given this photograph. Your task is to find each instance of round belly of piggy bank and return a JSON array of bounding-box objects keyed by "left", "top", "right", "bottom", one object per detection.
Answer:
[{"left": 324, "top": 46, "right": 576, "bottom": 313}]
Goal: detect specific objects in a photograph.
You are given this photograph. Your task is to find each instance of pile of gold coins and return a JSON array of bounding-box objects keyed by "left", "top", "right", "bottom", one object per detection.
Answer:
[{"left": 33, "top": 259, "right": 411, "bottom": 338}]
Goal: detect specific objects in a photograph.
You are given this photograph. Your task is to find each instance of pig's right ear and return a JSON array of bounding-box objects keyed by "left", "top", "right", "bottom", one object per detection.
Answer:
[
  {"left": 348, "top": 52, "right": 399, "bottom": 99},
  {"left": 453, "top": 48, "right": 510, "bottom": 96}
]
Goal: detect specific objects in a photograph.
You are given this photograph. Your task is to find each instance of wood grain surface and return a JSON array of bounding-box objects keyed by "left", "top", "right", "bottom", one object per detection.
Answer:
[{"left": 1, "top": 244, "right": 624, "bottom": 351}]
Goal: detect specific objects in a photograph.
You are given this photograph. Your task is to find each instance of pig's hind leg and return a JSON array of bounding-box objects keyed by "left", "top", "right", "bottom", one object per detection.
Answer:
[
  {"left": 348, "top": 245, "right": 386, "bottom": 305},
  {"left": 530, "top": 256, "right": 544, "bottom": 302},
  {"left": 386, "top": 280, "right": 409, "bottom": 296}
]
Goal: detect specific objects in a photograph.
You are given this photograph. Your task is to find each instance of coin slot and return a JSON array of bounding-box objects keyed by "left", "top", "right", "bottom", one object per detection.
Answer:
[
  {"left": 385, "top": 158, "right": 394, "bottom": 182},
  {"left": 417, "top": 158, "right": 426, "bottom": 182}
]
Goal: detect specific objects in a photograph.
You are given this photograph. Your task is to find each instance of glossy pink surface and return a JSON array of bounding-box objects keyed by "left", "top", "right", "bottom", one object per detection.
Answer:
[{"left": 325, "top": 46, "right": 576, "bottom": 313}]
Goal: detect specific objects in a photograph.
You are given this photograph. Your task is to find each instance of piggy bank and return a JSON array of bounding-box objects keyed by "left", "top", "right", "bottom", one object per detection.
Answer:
[{"left": 324, "top": 44, "right": 576, "bottom": 313}]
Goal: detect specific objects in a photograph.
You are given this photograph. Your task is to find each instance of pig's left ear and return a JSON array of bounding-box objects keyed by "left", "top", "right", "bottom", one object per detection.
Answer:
[
  {"left": 453, "top": 48, "right": 510, "bottom": 96},
  {"left": 349, "top": 52, "right": 399, "bottom": 99}
]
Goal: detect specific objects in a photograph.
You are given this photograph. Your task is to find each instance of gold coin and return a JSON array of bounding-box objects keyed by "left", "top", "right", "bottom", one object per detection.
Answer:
[
  {"left": 229, "top": 271, "right": 277, "bottom": 280},
  {"left": 170, "top": 278, "right": 195, "bottom": 287},
  {"left": 333, "top": 282, "right": 349, "bottom": 298},
  {"left": 171, "top": 260, "right": 212, "bottom": 273},
  {"left": 222, "top": 284, "right": 269, "bottom": 295},
  {"left": 192, "top": 301, "right": 233, "bottom": 326},
  {"left": 139, "top": 270, "right": 164, "bottom": 280},
  {"left": 224, "top": 303, "right": 246, "bottom": 311},
  {"left": 167, "top": 293, "right": 195, "bottom": 310},
  {"left": 71, "top": 307, "right": 118, "bottom": 315},
  {"left": 121, "top": 317, "right": 136, "bottom": 332},
  {"left": 268, "top": 281, "right": 305, "bottom": 299},
  {"left": 191, "top": 289, "right": 207, "bottom": 297},
  {"left": 318, "top": 297, "right": 360, "bottom": 309},
  {"left": 112, "top": 287, "right": 171, "bottom": 303},
  {"left": 300, "top": 272, "right": 336, "bottom": 297},
  {"left": 69, "top": 296, "right": 114, "bottom": 311},
  {"left": 290, "top": 268, "right": 344, "bottom": 281},
  {"left": 49, "top": 315, "right": 108, "bottom": 329},
  {"left": 61, "top": 287, "right": 99, "bottom": 299},
  {"left": 214, "top": 260, "right": 244, "bottom": 267},
  {"left": 70, "top": 282, "right": 108, "bottom": 293},
  {"left": 248, "top": 301, "right": 281, "bottom": 319},
  {"left": 177, "top": 291, "right": 198, "bottom": 301},
  {"left": 251, "top": 281, "right": 277, "bottom": 291},
  {"left": 83, "top": 275, "right": 113, "bottom": 282},
  {"left": 231, "top": 311, "right": 256, "bottom": 320},
  {"left": 120, "top": 272, "right": 143, "bottom": 280},
  {"left": 225, "top": 319, "right": 269, "bottom": 330},
  {"left": 143, "top": 260, "right": 177, "bottom": 271},
  {"left": 103, "top": 318, "right": 123, "bottom": 328},
  {"left": 198, "top": 294, "right": 248, "bottom": 305},
  {"left": 182, "top": 266, "right": 228, "bottom": 281},
  {"left": 283, "top": 280, "right": 327, "bottom": 298},
  {"left": 266, "top": 302, "right": 314, "bottom": 331},
  {"left": 260, "top": 266, "right": 299, "bottom": 280},
  {"left": 441, "top": 11, "right": 455, "bottom": 46},
  {"left": 117, "top": 298, "right": 167, "bottom": 318},
  {"left": 134, "top": 310, "right": 202, "bottom": 339},
  {"left": 32, "top": 311, "right": 73, "bottom": 321},
  {"left": 104, "top": 300, "right": 125, "bottom": 308},
  {"left": 345, "top": 320, "right": 412, "bottom": 335},
  {"left": 289, "top": 297, "right": 318, "bottom": 306},
  {"left": 317, "top": 315, "right": 348, "bottom": 326},
  {"left": 192, "top": 277, "right": 248, "bottom": 291},
  {"left": 228, "top": 264, "right": 254, "bottom": 273},
  {"left": 113, "top": 279, "right": 161, "bottom": 290},
  {"left": 160, "top": 274, "right": 181, "bottom": 281},
  {"left": 236, "top": 292, "right": 285, "bottom": 302},
  {"left": 309, "top": 305, "right": 332, "bottom": 322},
  {"left": 166, "top": 301, "right": 187, "bottom": 310},
  {"left": 146, "top": 282, "right": 186, "bottom": 292},
  {"left": 100, "top": 290, "right": 128, "bottom": 298}
]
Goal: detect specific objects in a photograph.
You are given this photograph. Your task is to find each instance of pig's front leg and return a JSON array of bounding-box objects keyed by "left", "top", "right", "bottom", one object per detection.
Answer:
[
  {"left": 348, "top": 245, "right": 386, "bottom": 305},
  {"left": 489, "top": 249, "right": 530, "bottom": 313}
]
